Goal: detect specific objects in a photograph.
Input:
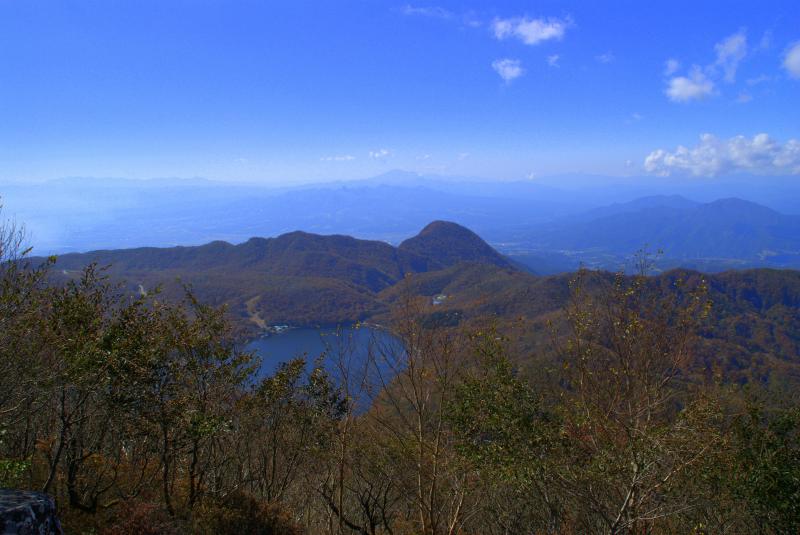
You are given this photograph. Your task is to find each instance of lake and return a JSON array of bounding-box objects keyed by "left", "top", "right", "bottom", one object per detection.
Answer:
[{"left": 246, "top": 325, "right": 404, "bottom": 383}]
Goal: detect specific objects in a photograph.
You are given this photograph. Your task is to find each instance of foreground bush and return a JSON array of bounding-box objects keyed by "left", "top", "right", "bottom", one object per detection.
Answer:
[
  {"left": 193, "top": 492, "right": 303, "bottom": 535},
  {"left": 100, "top": 500, "right": 183, "bottom": 535}
]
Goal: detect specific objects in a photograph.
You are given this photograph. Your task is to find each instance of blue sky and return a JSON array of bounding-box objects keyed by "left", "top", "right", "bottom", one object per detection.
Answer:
[{"left": 1, "top": 0, "right": 799, "bottom": 184}]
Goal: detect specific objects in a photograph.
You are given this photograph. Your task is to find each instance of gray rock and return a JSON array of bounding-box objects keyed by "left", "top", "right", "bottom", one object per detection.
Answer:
[{"left": 0, "top": 490, "right": 63, "bottom": 535}]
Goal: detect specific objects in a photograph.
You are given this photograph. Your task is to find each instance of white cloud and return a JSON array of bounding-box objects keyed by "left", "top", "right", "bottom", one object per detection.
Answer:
[
  {"left": 492, "top": 58, "right": 524, "bottom": 83},
  {"left": 644, "top": 133, "right": 800, "bottom": 176},
  {"left": 400, "top": 5, "right": 452, "bottom": 19},
  {"left": 665, "top": 67, "right": 715, "bottom": 102},
  {"left": 321, "top": 155, "right": 355, "bottom": 162},
  {"left": 368, "top": 149, "right": 391, "bottom": 160},
  {"left": 784, "top": 41, "right": 800, "bottom": 79},
  {"left": 546, "top": 54, "right": 560, "bottom": 67},
  {"left": 491, "top": 16, "right": 569, "bottom": 45},
  {"left": 401, "top": 5, "right": 483, "bottom": 28},
  {"left": 714, "top": 30, "right": 747, "bottom": 82},
  {"left": 457, "top": 152, "right": 470, "bottom": 161},
  {"left": 736, "top": 92, "right": 753, "bottom": 104},
  {"left": 595, "top": 52, "right": 614, "bottom": 64},
  {"left": 664, "top": 58, "right": 681, "bottom": 76},
  {"left": 663, "top": 31, "right": 750, "bottom": 103}
]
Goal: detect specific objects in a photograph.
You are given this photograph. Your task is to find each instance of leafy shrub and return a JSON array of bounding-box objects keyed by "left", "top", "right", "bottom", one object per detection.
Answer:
[
  {"left": 193, "top": 492, "right": 303, "bottom": 535},
  {"left": 100, "top": 500, "right": 183, "bottom": 535}
]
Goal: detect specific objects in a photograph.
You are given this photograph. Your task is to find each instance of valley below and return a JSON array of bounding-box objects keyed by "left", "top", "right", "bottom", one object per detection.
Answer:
[{"left": 39, "top": 219, "right": 800, "bottom": 391}]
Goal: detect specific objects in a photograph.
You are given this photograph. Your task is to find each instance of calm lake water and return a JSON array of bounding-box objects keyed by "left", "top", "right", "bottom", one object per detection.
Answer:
[{"left": 245, "top": 326, "right": 404, "bottom": 381}]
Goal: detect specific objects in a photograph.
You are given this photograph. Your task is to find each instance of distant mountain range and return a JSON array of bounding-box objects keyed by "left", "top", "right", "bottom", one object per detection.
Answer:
[
  {"left": 6, "top": 171, "right": 800, "bottom": 272},
  {"left": 5, "top": 170, "right": 800, "bottom": 252},
  {"left": 510, "top": 196, "right": 800, "bottom": 273}
]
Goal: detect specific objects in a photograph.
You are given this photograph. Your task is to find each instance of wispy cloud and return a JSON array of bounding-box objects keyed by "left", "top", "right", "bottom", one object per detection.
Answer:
[
  {"left": 400, "top": 4, "right": 452, "bottom": 19},
  {"left": 400, "top": 5, "right": 483, "bottom": 28},
  {"left": 595, "top": 52, "right": 615, "bottom": 64},
  {"left": 491, "top": 16, "right": 570, "bottom": 45},
  {"left": 368, "top": 148, "right": 392, "bottom": 160},
  {"left": 746, "top": 74, "right": 771, "bottom": 86},
  {"left": 665, "top": 67, "right": 715, "bottom": 102},
  {"left": 758, "top": 30, "right": 773, "bottom": 50},
  {"left": 664, "top": 59, "right": 681, "bottom": 76},
  {"left": 714, "top": 30, "right": 747, "bottom": 82},
  {"left": 546, "top": 54, "right": 560, "bottom": 67},
  {"left": 626, "top": 112, "right": 643, "bottom": 124},
  {"left": 321, "top": 155, "right": 355, "bottom": 162},
  {"left": 461, "top": 11, "right": 482, "bottom": 28},
  {"left": 663, "top": 30, "right": 749, "bottom": 103},
  {"left": 784, "top": 41, "right": 800, "bottom": 79},
  {"left": 492, "top": 58, "right": 524, "bottom": 83},
  {"left": 644, "top": 133, "right": 800, "bottom": 176}
]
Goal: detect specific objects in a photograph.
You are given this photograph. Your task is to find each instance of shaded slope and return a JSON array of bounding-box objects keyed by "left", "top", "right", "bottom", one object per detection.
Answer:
[
  {"left": 398, "top": 220, "right": 515, "bottom": 270},
  {"left": 53, "top": 231, "right": 423, "bottom": 292},
  {"left": 45, "top": 222, "right": 519, "bottom": 328},
  {"left": 533, "top": 198, "right": 800, "bottom": 262}
]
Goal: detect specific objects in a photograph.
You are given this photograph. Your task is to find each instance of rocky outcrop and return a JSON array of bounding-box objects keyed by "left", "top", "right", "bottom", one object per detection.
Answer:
[{"left": 0, "top": 490, "right": 62, "bottom": 535}]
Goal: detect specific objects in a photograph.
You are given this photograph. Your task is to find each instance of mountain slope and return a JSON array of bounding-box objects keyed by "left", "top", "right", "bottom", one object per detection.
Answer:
[
  {"left": 525, "top": 197, "right": 800, "bottom": 267},
  {"left": 383, "top": 263, "right": 800, "bottom": 388},
  {"left": 576, "top": 195, "right": 700, "bottom": 221},
  {"left": 53, "top": 231, "right": 420, "bottom": 292},
  {"left": 46, "top": 221, "right": 514, "bottom": 327},
  {"left": 399, "top": 221, "right": 515, "bottom": 270}
]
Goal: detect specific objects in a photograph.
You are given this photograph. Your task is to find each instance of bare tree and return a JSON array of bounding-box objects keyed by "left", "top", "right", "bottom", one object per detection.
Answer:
[
  {"left": 364, "top": 294, "right": 476, "bottom": 535},
  {"left": 0, "top": 205, "right": 54, "bottom": 487},
  {"left": 555, "top": 262, "right": 719, "bottom": 533}
]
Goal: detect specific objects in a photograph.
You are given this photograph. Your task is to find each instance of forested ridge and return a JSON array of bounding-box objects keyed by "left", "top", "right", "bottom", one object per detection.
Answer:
[
  {"left": 4, "top": 219, "right": 800, "bottom": 534},
  {"left": 42, "top": 222, "right": 800, "bottom": 390}
]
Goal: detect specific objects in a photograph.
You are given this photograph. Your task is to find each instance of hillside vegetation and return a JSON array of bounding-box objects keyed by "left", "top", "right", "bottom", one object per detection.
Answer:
[
  {"left": 44, "top": 222, "right": 800, "bottom": 391},
  {"left": 44, "top": 221, "right": 516, "bottom": 329},
  {"left": 4, "top": 218, "right": 800, "bottom": 533}
]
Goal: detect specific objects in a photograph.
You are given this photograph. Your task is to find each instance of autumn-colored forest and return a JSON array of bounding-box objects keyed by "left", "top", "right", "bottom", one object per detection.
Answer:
[{"left": 2, "top": 221, "right": 799, "bottom": 535}]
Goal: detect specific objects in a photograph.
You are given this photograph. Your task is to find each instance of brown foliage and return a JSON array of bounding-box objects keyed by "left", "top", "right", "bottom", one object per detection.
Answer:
[
  {"left": 193, "top": 492, "right": 303, "bottom": 535},
  {"left": 100, "top": 500, "right": 183, "bottom": 535}
]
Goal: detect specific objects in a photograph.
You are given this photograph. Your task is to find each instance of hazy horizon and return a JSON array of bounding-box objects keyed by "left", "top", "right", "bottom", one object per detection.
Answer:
[{"left": 4, "top": 167, "right": 800, "bottom": 189}]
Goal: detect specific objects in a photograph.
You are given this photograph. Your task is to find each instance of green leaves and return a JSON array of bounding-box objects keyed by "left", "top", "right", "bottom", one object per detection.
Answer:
[
  {"left": 732, "top": 405, "right": 800, "bottom": 532},
  {"left": 448, "top": 328, "right": 556, "bottom": 483}
]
